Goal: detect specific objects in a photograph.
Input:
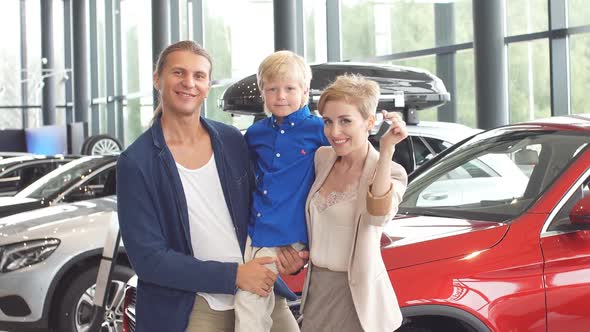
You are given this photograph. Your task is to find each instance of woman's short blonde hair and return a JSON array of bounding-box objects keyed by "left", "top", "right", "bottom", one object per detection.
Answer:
[
  {"left": 317, "top": 74, "right": 380, "bottom": 119},
  {"left": 257, "top": 50, "right": 312, "bottom": 102}
]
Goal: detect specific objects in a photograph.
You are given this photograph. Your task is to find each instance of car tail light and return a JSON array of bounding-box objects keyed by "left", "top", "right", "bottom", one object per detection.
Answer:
[{"left": 122, "top": 285, "right": 136, "bottom": 332}]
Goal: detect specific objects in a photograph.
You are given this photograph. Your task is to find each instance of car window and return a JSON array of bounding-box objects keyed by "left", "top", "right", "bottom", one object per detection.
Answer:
[
  {"left": 548, "top": 176, "right": 590, "bottom": 232},
  {"left": 511, "top": 144, "right": 542, "bottom": 177},
  {"left": 400, "top": 130, "right": 590, "bottom": 222},
  {"left": 16, "top": 157, "right": 111, "bottom": 199},
  {"left": 411, "top": 136, "right": 435, "bottom": 167},
  {"left": 423, "top": 137, "right": 451, "bottom": 153},
  {"left": 441, "top": 157, "right": 502, "bottom": 181},
  {"left": 414, "top": 152, "right": 528, "bottom": 209},
  {"left": 62, "top": 168, "right": 116, "bottom": 203},
  {"left": 18, "top": 164, "right": 53, "bottom": 189},
  {"left": 0, "top": 169, "right": 19, "bottom": 179},
  {"left": 0, "top": 169, "right": 20, "bottom": 195}
]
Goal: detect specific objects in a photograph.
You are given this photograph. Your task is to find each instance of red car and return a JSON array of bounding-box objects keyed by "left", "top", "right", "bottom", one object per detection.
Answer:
[
  {"left": 123, "top": 114, "right": 590, "bottom": 332},
  {"left": 283, "top": 114, "right": 590, "bottom": 332}
]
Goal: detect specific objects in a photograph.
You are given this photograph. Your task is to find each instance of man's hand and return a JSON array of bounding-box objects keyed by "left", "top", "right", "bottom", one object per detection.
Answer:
[
  {"left": 236, "top": 257, "right": 277, "bottom": 297},
  {"left": 276, "top": 246, "right": 309, "bottom": 275}
]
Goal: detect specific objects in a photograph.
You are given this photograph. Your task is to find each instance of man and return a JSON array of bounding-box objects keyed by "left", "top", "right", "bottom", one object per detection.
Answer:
[{"left": 117, "top": 41, "right": 300, "bottom": 332}]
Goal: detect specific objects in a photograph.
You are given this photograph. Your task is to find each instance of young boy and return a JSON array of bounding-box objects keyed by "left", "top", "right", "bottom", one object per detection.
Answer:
[{"left": 234, "top": 51, "right": 328, "bottom": 332}]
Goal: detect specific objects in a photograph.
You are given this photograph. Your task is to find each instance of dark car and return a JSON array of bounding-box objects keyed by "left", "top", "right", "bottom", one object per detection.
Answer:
[
  {"left": 0, "top": 155, "right": 117, "bottom": 218},
  {"left": 219, "top": 62, "right": 477, "bottom": 174},
  {"left": 0, "top": 155, "right": 78, "bottom": 196}
]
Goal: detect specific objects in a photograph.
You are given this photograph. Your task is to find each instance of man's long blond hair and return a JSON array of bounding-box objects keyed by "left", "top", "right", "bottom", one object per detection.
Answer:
[{"left": 151, "top": 41, "right": 213, "bottom": 121}]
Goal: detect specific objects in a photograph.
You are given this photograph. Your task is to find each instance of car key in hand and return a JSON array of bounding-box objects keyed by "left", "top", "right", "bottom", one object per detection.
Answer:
[{"left": 370, "top": 112, "right": 392, "bottom": 140}]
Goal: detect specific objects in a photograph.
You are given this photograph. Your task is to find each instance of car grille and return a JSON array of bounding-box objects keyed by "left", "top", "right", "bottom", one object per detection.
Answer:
[{"left": 122, "top": 285, "right": 136, "bottom": 332}]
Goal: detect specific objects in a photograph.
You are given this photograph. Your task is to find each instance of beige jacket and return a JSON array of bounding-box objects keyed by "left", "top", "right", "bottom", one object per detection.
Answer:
[{"left": 301, "top": 145, "right": 408, "bottom": 332}]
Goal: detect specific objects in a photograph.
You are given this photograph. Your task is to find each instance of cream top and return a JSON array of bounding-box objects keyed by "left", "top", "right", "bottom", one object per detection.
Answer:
[{"left": 309, "top": 187, "right": 358, "bottom": 272}]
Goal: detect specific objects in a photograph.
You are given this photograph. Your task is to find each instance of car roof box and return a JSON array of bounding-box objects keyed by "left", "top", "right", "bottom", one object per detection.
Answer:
[{"left": 219, "top": 62, "right": 450, "bottom": 125}]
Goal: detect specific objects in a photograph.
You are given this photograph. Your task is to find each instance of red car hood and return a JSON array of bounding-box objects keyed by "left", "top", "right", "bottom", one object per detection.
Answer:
[{"left": 382, "top": 215, "right": 509, "bottom": 270}]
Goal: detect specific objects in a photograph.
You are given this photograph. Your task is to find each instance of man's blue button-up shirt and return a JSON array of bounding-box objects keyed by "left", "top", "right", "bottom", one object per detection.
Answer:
[{"left": 245, "top": 105, "right": 329, "bottom": 247}]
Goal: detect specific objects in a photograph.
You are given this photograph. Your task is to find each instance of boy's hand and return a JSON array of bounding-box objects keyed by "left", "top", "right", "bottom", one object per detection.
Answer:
[
  {"left": 236, "top": 257, "right": 277, "bottom": 297},
  {"left": 276, "top": 246, "right": 309, "bottom": 275}
]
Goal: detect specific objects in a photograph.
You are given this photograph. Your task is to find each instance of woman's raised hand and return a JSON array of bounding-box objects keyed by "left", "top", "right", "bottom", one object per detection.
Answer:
[{"left": 378, "top": 110, "right": 408, "bottom": 149}]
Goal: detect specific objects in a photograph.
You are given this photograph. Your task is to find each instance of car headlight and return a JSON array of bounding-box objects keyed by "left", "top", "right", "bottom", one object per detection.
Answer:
[{"left": 0, "top": 239, "right": 60, "bottom": 273}]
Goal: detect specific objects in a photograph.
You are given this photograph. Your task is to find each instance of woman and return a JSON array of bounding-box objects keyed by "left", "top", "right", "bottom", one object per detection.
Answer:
[{"left": 300, "top": 74, "right": 408, "bottom": 332}]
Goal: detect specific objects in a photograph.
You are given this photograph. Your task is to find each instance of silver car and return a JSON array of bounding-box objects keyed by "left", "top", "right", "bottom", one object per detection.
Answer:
[
  {"left": 0, "top": 155, "right": 118, "bottom": 219},
  {"left": 0, "top": 155, "right": 77, "bottom": 197},
  {"left": 0, "top": 196, "right": 132, "bottom": 332}
]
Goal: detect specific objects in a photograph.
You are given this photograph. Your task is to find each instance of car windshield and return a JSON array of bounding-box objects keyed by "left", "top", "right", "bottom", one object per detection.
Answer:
[
  {"left": 399, "top": 129, "right": 590, "bottom": 222},
  {"left": 15, "top": 157, "right": 112, "bottom": 199}
]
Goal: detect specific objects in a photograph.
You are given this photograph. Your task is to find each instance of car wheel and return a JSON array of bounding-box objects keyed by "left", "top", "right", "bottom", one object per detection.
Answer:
[
  {"left": 54, "top": 265, "right": 134, "bottom": 332},
  {"left": 81, "top": 135, "right": 122, "bottom": 156}
]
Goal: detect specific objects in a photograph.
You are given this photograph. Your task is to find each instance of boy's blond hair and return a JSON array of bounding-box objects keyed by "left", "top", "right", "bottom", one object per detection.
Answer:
[
  {"left": 257, "top": 50, "right": 312, "bottom": 108},
  {"left": 317, "top": 74, "right": 380, "bottom": 119}
]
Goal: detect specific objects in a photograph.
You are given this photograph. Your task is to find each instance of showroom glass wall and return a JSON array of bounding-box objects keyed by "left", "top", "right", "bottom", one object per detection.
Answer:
[
  {"left": 0, "top": 0, "right": 68, "bottom": 130},
  {"left": 0, "top": 0, "right": 589, "bottom": 147}
]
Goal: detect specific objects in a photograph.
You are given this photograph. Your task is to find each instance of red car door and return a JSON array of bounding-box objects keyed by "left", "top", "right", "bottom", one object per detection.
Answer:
[{"left": 540, "top": 168, "right": 590, "bottom": 332}]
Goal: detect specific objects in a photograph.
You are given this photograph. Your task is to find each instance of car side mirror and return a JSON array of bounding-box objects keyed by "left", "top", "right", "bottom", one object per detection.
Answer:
[
  {"left": 570, "top": 195, "right": 590, "bottom": 226},
  {"left": 515, "top": 148, "right": 538, "bottom": 165}
]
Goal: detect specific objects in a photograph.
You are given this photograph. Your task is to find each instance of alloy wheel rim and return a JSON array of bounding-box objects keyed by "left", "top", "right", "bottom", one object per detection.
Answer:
[
  {"left": 74, "top": 280, "right": 126, "bottom": 332},
  {"left": 91, "top": 139, "right": 121, "bottom": 156}
]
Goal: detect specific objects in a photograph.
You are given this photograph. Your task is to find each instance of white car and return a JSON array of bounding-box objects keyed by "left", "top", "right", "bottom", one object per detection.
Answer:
[
  {"left": 404, "top": 121, "right": 480, "bottom": 168},
  {"left": 0, "top": 196, "right": 132, "bottom": 332},
  {"left": 416, "top": 153, "right": 529, "bottom": 207}
]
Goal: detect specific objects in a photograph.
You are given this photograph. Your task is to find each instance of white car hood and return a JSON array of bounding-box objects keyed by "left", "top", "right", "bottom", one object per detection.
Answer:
[
  {"left": 0, "top": 196, "right": 38, "bottom": 207},
  {"left": 0, "top": 196, "right": 117, "bottom": 244}
]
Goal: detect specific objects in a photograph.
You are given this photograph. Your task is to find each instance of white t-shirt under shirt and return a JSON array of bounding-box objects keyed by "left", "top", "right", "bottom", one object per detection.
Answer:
[{"left": 176, "top": 154, "right": 243, "bottom": 311}]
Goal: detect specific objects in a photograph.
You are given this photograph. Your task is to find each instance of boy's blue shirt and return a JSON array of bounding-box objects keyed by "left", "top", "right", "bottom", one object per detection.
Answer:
[{"left": 245, "top": 105, "right": 329, "bottom": 247}]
